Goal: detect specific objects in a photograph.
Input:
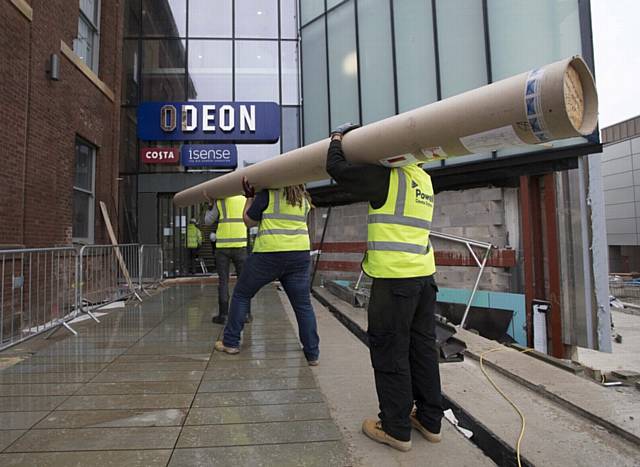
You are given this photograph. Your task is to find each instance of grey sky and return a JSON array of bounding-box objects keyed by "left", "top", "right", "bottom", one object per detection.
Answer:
[{"left": 591, "top": 0, "right": 640, "bottom": 128}]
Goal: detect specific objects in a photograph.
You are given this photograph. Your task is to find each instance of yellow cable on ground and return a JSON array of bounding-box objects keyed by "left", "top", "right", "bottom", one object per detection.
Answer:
[{"left": 479, "top": 347, "right": 534, "bottom": 467}]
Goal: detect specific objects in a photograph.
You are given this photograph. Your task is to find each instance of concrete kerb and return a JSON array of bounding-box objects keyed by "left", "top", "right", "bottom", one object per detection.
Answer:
[{"left": 457, "top": 329, "right": 640, "bottom": 446}]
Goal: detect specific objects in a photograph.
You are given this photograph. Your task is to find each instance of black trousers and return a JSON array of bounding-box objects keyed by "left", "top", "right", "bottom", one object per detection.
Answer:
[
  {"left": 215, "top": 247, "right": 248, "bottom": 318},
  {"left": 188, "top": 248, "right": 199, "bottom": 274},
  {"left": 367, "top": 275, "right": 443, "bottom": 441}
]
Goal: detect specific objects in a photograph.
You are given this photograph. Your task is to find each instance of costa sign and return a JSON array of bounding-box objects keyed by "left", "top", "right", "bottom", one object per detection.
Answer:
[
  {"left": 140, "top": 147, "right": 179, "bottom": 164},
  {"left": 137, "top": 102, "right": 280, "bottom": 142}
]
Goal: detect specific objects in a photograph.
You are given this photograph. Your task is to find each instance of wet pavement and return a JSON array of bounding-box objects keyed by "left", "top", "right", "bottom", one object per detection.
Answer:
[{"left": 0, "top": 284, "right": 349, "bottom": 466}]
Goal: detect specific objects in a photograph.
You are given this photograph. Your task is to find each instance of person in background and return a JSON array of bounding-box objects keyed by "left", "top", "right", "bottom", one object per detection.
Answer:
[
  {"left": 186, "top": 218, "right": 202, "bottom": 274},
  {"left": 204, "top": 196, "right": 251, "bottom": 324},
  {"left": 215, "top": 178, "right": 320, "bottom": 366},
  {"left": 326, "top": 123, "right": 443, "bottom": 452}
]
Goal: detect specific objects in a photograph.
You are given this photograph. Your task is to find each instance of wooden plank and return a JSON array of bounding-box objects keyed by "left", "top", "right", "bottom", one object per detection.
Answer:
[{"left": 99, "top": 201, "right": 136, "bottom": 294}]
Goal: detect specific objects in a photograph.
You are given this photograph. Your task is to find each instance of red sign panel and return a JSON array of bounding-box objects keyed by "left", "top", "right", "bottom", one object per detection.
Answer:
[{"left": 140, "top": 147, "right": 179, "bottom": 164}]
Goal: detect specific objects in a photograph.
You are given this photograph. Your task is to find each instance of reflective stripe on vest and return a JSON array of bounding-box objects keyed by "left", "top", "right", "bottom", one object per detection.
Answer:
[
  {"left": 253, "top": 189, "right": 311, "bottom": 253},
  {"left": 216, "top": 196, "right": 247, "bottom": 248},
  {"left": 363, "top": 165, "right": 436, "bottom": 278}
]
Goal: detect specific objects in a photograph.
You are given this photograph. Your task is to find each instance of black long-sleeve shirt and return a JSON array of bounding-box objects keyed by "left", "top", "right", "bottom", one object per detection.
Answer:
[{"left": 325, "top": 140, "right": 391, "bottom": 209}]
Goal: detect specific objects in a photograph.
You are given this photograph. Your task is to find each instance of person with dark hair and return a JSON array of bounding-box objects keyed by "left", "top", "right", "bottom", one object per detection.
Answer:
[
  {"left": 215, "top": 178, "right": 320, "bottom": 366},
  {"left": 326, "top": 123, "right": 443, "bottom": 452}
]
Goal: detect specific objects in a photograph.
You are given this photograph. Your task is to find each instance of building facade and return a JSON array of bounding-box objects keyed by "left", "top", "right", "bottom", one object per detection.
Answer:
[
  {"left": 1, "top": 0, "right": 122, "bottom": 247},
  {"left": 601, "top": 115, "right": 640, "bottom": 272},
  {"left": 119, "top": 0, "right": 300, "bottom": 274}
]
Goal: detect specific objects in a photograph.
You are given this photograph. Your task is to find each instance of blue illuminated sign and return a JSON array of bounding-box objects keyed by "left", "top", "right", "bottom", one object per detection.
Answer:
[
  {"left": 137, "top": 102, "right": 280, "bottom": 142},
  {"left": 181, "top": 145, "right": 238, "bottom": 168}
]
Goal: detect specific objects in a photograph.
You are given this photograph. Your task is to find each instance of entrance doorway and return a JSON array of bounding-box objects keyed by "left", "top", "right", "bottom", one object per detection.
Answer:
[{"left": 157, "top": 194, "right": 215, "bottom": 277}]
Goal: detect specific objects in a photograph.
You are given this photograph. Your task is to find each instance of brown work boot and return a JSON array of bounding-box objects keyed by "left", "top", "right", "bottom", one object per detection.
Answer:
[
  {"left": 410, "top": 410, "right": 442, "bottom": 443},
  {"left": 362, "top": 418, "right": 411, "bottom": 452},
  {"left": 214, "top": 340, "right": 240, "bottom": 355}
]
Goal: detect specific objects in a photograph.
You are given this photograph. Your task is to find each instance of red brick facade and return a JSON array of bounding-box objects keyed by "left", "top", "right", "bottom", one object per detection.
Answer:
[{"left": 0, "top": 0, "right": 123, "bottom": 248}]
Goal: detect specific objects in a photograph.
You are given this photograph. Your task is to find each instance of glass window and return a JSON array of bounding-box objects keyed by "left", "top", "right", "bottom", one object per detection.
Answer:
[
  {"left": 488, "top": 0, "right": 581, "bottom": 80},
  {"left": 281, "top": 41, "right": 300, "bottom": 105},
  {"left": 119, "top": 108, "right": 138, "bottom": 174},
  {"left": 75, "top": 0, "right": 100, "bottom": 71},
  {"left": 121, "top": 40, "right": 139, "bottom": 105},
  {"left": 189, "top": 0, "right": 232, "bottom": 38},
  {"left": 281, "top": 0, "right": 298, "bottom": 39},
  {"left": 301, "top": 0, "right": 324, "bottom": 26},
  {"left": 394, "top": 0, "right": 438, "bottom": 112},
  {"left": 235, "top": 40, "right": 279, "bottom": 101},
  {"left": 436, "top": 0, "right": 488, "bottom": 98},
  {"left": 301, "top": 18, "right": 328, "bottom": 144},
  {"left": 358, "top": 0, "right": 395, "bottom": 123},
  {"left": 142, "top": 0, "right": 186, "bottom": 37},
  {"left": 282, "top": 107, "right": 301, "bottom": 153},
  {"left": 235, "top": 0, "right": 278, "bottom": 39},
  {"left": 188, "top": 40, "right": 232, "bottom": 101},
  {"left": 73, "top": 139, "right": 96, "bottom": 243},
  {"left": 124, "top": 0, "right": 141, "bottom": 36},
  {"left": 237, "top": 143, "right": 281, "bottom": 167},
  {"left": 327, "top": 1, "right": 359, "bottom": 128},
  {"left": 142, "top": 39, "right": 186, "bottom": 100},
  {"left": 327, "top": 0, "right": 343, "bottom": 9}
]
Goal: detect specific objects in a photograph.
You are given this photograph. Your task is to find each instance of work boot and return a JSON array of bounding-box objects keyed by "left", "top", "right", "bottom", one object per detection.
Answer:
[
  {"left": 214, "top": 341, "right": 240, "bottom": 355},
  {"left": 362, "top": 419, "right": 411, "bottom": 452},
  {"left": 244, "top": 313, "right": 253, "bottom": 323},
  {"left": 212, "top": 315, "right": 226, "bottom": 324},
  {"left": 307, "top": 359, "right": 319, "bottom": 367},
  {"left": 410, "top": 410, "right": 442, "bottom": 443}
]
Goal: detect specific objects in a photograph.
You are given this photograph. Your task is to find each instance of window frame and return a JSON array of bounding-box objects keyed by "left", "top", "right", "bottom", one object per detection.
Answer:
[
  {"left": 75, "top": 0, "right": 102, "bottom": 72},
  {"left": 73, "top": 137, "right": 97, "bottom": 244}
]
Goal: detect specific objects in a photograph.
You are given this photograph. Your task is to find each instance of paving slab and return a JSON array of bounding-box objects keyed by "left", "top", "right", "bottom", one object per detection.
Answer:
[
  {"left": 113, "top": 353, "right": 211, "bottom": 363},
  {"left": 169, "top": 441, "right": 349, "bottom": 467},
  {"left": 77, "top": 381, "right": 199, "bottom": 396},
  {"left": 0, "top": 373, "right": 96, "bottom": 384},
  {"left": 0, "top": 412, "right": 48, "bottom": 430},
  {"left": 185, "top": 403, "right": 331, "bottom": 425},
  {"left": 177, "top": 420, "right": 342, "bottom": 448},
  {"left": 211, "top": 357, "right": 307, "bottom": 369},
  {"left": 0, "top": 396, "right": 67, "bottom": 412},
  {"left": 0, "top": 431, "right": 25, "bottom": 451},
  {"left": 0, "top": 363, "right": 108, "bottom": 374},
  {"left": 0, "top": 450, "right": 173, "bottom": 467},
  {"left": 34, "top": 408, "right": 188, "bottom": 428},
  {"left": 5, "top": 427, "right": 181, "bottom": 452},
  {"left": 193, "top": 389, "right": 325, "bottom": 407},
  {"left": 59, "top": 394, "right": 195, "bottom": 410},
  {"left": 103, "top": 362, "right": 207, "bottom": 372},
  {"left": 91, "top": 370, "right": 204, "bottom": 382},
  {"left": 0, "top": 383, "right": 83, "bottom": 396},
  {"left": 201, "top": 367, "right": 313, "bottom": 381},
  {"left": 198, "top": 377, "right": 317, "bottom": 393}
]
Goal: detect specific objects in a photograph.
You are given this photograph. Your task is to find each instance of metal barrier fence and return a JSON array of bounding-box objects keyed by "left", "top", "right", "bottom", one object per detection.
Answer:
[
  {"left": 139, "top": 245, "right": 164, "bottom": 292},
  {"left": 1, "top": 244, "right": 163, "bottom": 351},
  {"left": 609, "top": 277, "right": 640, "bottom": 306},
  {"left": 1, "top": 247, "right": 78, "bottom": 350}
]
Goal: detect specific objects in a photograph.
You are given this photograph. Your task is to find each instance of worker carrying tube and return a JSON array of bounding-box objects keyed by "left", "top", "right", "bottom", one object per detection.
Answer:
[
  {"left": 327, "top": 123, "right": 442, "bottom": 452},
  {"left": 204, "top": 195, "right": 251, "bottom": 324}
]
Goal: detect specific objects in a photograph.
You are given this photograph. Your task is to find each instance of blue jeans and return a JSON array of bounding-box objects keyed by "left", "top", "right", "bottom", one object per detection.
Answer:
[{"left": 223, "top": 251, "right": 320, "bottom": 361}]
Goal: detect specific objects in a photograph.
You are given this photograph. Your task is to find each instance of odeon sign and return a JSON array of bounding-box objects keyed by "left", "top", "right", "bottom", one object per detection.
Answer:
[{"left": 137, "top": 102, "right": 280, "bottom": 143}]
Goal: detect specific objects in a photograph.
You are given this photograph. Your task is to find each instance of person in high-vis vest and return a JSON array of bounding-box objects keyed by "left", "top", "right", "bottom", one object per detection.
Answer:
[
  {"left": 215, "top": 179, "right": 320, "bottom": 366},
  {"left": 326, "top": 123, "right": 443, "bottom": 452},
  {"left": 204, "top": 195, "right": 251, "bottom": 324},
  {"left": 186, "top": 218, "right": 202, "bottom": 274}
]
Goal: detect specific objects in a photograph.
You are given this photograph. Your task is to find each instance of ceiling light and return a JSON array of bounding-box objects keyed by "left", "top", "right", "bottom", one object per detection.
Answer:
[{"left": 257, "top": 10, "right": 263, "bottom": 15}]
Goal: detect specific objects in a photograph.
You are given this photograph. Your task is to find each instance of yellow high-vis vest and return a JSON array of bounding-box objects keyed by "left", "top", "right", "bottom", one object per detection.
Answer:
[
  {"left": 363, "top": 164, "right": 436, "bottom": 278},
  {"left": 216, "top": 196, "right": 248, "bottom": 248},
  {"left": 186, "top": 224, "right": 202, "bottom": 249},
  {"left": 253, "top": 189, "right": 311, "bottom": 253}
]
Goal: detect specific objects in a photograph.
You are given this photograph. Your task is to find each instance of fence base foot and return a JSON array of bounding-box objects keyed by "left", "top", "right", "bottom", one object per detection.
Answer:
[
  {"left": 134, "top": 292, "right": 143, "bottom": 302},
  {"left": 84, "top": 310, "right": 100, "bottom": 323},
  {"left": 46, "top": 321, "right": 78, "bottom": 340}
]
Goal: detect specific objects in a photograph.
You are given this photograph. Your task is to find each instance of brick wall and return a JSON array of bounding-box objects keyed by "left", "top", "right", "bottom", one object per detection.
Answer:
[
  {"left": 0, "top": 0, "right": 123, "bottom": 248},
  {"left": 309, "top": 186, "right": 521, "bottom": 293}
]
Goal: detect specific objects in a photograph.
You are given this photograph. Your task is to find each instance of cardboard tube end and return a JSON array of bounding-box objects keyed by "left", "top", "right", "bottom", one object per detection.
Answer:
[{"left": 566, "top": 57, "right": 598, "bottom": 135}]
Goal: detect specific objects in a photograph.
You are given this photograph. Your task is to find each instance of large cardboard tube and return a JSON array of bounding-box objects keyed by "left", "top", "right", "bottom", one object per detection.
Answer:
[{"left": 174, "top": 56, "right": 597, "bottom": 207}]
